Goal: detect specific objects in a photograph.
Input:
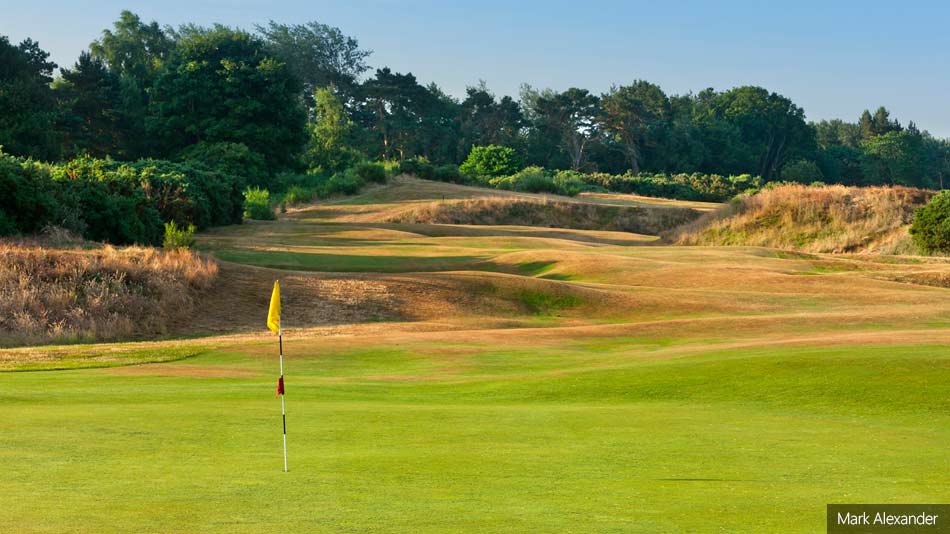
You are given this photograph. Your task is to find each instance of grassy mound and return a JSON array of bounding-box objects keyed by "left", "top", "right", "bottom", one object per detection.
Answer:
[
  {"left": 388, "top": 197, "right": 702, "bottom": 235},
  {"left": 0, "top": 240, "right": 217, "bottom": 346},
  {"left": 667, "top": 184, "right": 934, "bottom": 254}
]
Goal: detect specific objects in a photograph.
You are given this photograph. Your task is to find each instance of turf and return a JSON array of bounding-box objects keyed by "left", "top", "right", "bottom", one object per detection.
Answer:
[
  {"left": 2, "top": 179, "right": 949, "bottom": 532},
  {"left": 0, "top": 338, "right": 946, "bottom": 532}
]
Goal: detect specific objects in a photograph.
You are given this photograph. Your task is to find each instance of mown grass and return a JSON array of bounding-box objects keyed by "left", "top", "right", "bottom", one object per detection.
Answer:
[{"left": 0, "top": 337, "right": 946, "bottom": 532}]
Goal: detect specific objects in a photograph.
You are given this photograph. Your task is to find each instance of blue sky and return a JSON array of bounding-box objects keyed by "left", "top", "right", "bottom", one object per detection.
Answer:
[{"left": 4, "top": 0, "right": 949, "bottom": 137}]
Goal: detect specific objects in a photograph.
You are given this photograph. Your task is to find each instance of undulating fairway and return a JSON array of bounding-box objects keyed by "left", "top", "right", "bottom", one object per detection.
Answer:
[{"left": 2, "top": 179, "right": 949, "bottom": 532}]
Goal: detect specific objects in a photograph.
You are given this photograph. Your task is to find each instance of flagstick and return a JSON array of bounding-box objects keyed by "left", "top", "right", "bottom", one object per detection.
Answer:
[{"left": 279, "top": 327, "right": 288, "bottom": 472}]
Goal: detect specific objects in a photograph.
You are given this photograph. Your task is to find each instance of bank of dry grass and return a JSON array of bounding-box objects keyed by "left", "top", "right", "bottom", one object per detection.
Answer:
[
  {"left": 667, "top": 184, "right": 934, "bottom": 254},
  {"left": 0, "top": 240, "right": 217, "bottom": 346},
  {"left": 387, "top": 197, "right": 702, "bottom": 236}
]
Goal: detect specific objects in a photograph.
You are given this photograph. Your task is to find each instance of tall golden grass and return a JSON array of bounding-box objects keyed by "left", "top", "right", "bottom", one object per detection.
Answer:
[
  {"left": 0, "top": 239, "right": 217, "bottom": 346},
  {"left": 389, "top": 197, "right": 702, "bottom": 235},
  {"left": 667, "top": 184, "right": 934, "bottom": 254}
]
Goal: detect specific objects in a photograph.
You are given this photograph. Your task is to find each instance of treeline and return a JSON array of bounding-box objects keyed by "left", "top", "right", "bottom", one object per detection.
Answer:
[{"left": 2, "top": 11, "right": 949, "bottom": 242}]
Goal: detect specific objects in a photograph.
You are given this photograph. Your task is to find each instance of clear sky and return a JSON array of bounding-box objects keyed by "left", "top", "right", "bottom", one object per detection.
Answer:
[{"left": 3, "top": 0, "right": 949, "bottom": 137}]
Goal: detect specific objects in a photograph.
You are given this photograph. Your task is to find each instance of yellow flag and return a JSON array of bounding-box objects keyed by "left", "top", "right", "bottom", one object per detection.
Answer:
[{"left": 267, "top": 281, "right": 281, "bottom": 334}]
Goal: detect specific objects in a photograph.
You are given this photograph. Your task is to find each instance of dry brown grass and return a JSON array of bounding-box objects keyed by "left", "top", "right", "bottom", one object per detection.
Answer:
[
  {"left": 387, "top": 197, "right": 702, "bottom": 236},
  {"left": 0, "top": 240, "right": 217, "bottom": 346},
  {"left": 667, "top": 184, "right": 934, "bottom": 254}
]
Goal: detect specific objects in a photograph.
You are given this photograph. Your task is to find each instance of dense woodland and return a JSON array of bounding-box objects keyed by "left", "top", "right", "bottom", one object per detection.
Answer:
[{"left": 2, "top": 11, "right": 950, "bottom": 245}]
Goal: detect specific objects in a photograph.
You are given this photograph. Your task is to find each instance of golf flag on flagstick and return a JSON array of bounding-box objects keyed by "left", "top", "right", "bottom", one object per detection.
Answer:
[
  {"left": 267, "top": 280, "right": 288, "bottom": 472},
  {"left": 267, "top": 281, "right": 281, "bottom": 334}
]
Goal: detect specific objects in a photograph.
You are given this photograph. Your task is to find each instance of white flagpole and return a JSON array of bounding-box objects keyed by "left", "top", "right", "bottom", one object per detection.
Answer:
[{"left": 279, "top": 326, "right": 288, "bottom": 472}]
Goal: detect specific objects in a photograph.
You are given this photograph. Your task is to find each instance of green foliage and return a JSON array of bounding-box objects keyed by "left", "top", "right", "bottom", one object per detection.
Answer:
[
  {"left": 50, "top": 156, "right": 164, "bottom": 245},
  {"left": 910, "top": 191, "right": 950, "bottom": 254},
  {"left": 459, "top": 145, "right": 522, "bottom": 178},
  {"left": 305, "top": 87, "right": 362, "bottom": 172},
  {"left": 780, "top": 159, "right": 823, "bottom": 183},
  {"left": 53, "top": 51, "right": 123, "bottom": 158},
  {"left": 116, "top": 159, "right": 244, "bottom": 229},
  {"left": 255, "top": 21, "right": 371, "bottom": 96},
  {"left": 492, "top": 166, "right": 558, "bottom": 194},
  {"left": 583, "top": 171, "right": 761, "bottom": 202},
  {"left": 243, "top": 187, "right": 275, "bottom": 220},
  {"left": 433, "top": 164, "right": 463, "bottom": 183},
  {"left": 0, "top": 36, "right": 60, "bottom": 160},
  {"left": 352, "top": 161, "right": 387, "bottom": 184},
  {"left": 148, "top": 26, "right": 307, "bottom": 173},
  {"left": 399, "top": 157, "right": 435, "bottom": 179},
  {"left": 176, "top": 141, "right": 268, "bottom": 188},
  {"left": 163, "top": 220, "right": 196, "bottom": 249},
  {"left": 552, "top": 170, "right": 589, "bottom": 197},
  {"left": 0, "top": 152, "right": 57, "bottom": 235}
]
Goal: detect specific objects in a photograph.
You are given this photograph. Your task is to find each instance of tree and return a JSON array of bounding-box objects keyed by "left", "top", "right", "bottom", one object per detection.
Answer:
[
  {"left": 147, "top": 25, "right": 307, "bottom": 174},
  {"left": 356, "top": 68, "right": 431, "bottom": 160},
  {"left": 89, "top": 11, "right": 175, "bottom": 158},
  {"left": 599, "top": 81, "right": 670, "bottom": 173},
  {"left": 0, "top": 36, "right": 59, "bottom": 160},
  {"left": 306, "top": 86, "right": 359, "bottom": 171},
  {"left": 696, "top": 86, "right": 814, "bottom": 181},
  {"left": 860, "top": 131, "right": 923, "bottom": 185},
  {"left": 459, "top": 82, "right": 524, "bottom": 158},
  {"left": 256, "top": 21, "right": 371, "bottom": 99},
  {"left": 531, "top": 88, "right": 601, "bottom": 171},
  {"left": 54, "top": 52, "right": 123, "bottom": 157}
]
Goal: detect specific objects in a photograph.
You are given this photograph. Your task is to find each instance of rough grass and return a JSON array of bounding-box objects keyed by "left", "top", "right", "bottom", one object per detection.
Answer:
[
  {"left": 0, "top": 240, "right": 217, "bottom": 346},
  {"left": 388, "top": 197, "right": 702, "bottom": 235},
  {"left": 667, "top": 184, "right": 935, "bottom": 254}
]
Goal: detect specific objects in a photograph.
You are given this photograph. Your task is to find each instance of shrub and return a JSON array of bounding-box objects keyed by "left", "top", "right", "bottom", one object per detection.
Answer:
[
  {"left": 552, "top": 170, "right": 587, "bottom": 196},
  {"left": 163, "top": 221, "right": 197, "bottom": 249},
  {"left": 177, "top": 141, "right": 269, "bottom": 188},
  {"left": 910, "top": 190, "right": 950, "bottom": 254},
  {"left": 282, "top": 185, "right": 316, "bottom": 206},
  {"left": 780, "top": 159, "right": 823, "bottom": 184},
  {"left": 51, "top": 157, "right": 164, "bottom": 245},
  {"left": 433, "top": 164, "right": 464, "bottom": 183},
  {"left": 0, "top": 152, "right": 56, "bottom": 236},
  {"left": 400, "top": 157, "right": 435, "bottom": 179},
  {"left": 243, "top": 187, "right": 275, "bottom": 220},
  {"left": 352, "top": 161, "right": 387, "bottom": 184},
  {"left": 501, "top": 166, "right": 558, "bottom": 194},
  {"left": 324, "top": 170, "right": 364, "bottom": 196},
  {"left": 459, "top": 145, "right": 522, "bottom": 178}
]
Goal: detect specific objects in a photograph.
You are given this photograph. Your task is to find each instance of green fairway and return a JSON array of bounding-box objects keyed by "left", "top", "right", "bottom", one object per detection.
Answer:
[
  {"left": 1, "top": 336, "right": 947, "bottom": 532},
  {"left": 4, "top": 180, "right": 950, "bottom": 532}
]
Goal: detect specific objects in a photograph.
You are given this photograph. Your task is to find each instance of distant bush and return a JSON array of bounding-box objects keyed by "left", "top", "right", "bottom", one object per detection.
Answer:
[
  {"left": 583, "top": 172, "right": 761, "bottom": 202},
  {"left": 282, "top": 185, "right": 316, "bottom": 207},
  {"left": 460, "top": 145, "right": 522, "bottom": 178},
  {"left": 352, "top": 161, "right": 387, "bottom": 184},
  {"left": 243, "top": 187, "right": 275, "bottom": 220},
  {"left": 177, "top": 141, "right": 269, "bottom": 188},
  {"left": 0, "top": 153, "right": 56, "bottom": 236},
  {"left": 552, "top": 170, "right": 588, "bottom": 197},
  {"left": 910, "top": 190, "right": 950, "bottom": 254},
  {"left": 163, "top": 221, "right": 197, "bottom": 249},
  {"left": 433, "top": 164, "right": 464, "bottom": 183},
  {"left": 494, "top": 166, "right": 558, "bottom": 194},
  {"left": 400, "top": 157, "right": 435, "bottom": 179},
  {"left": 781, "top": 159, "right": 824, "bottom": 183}
]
